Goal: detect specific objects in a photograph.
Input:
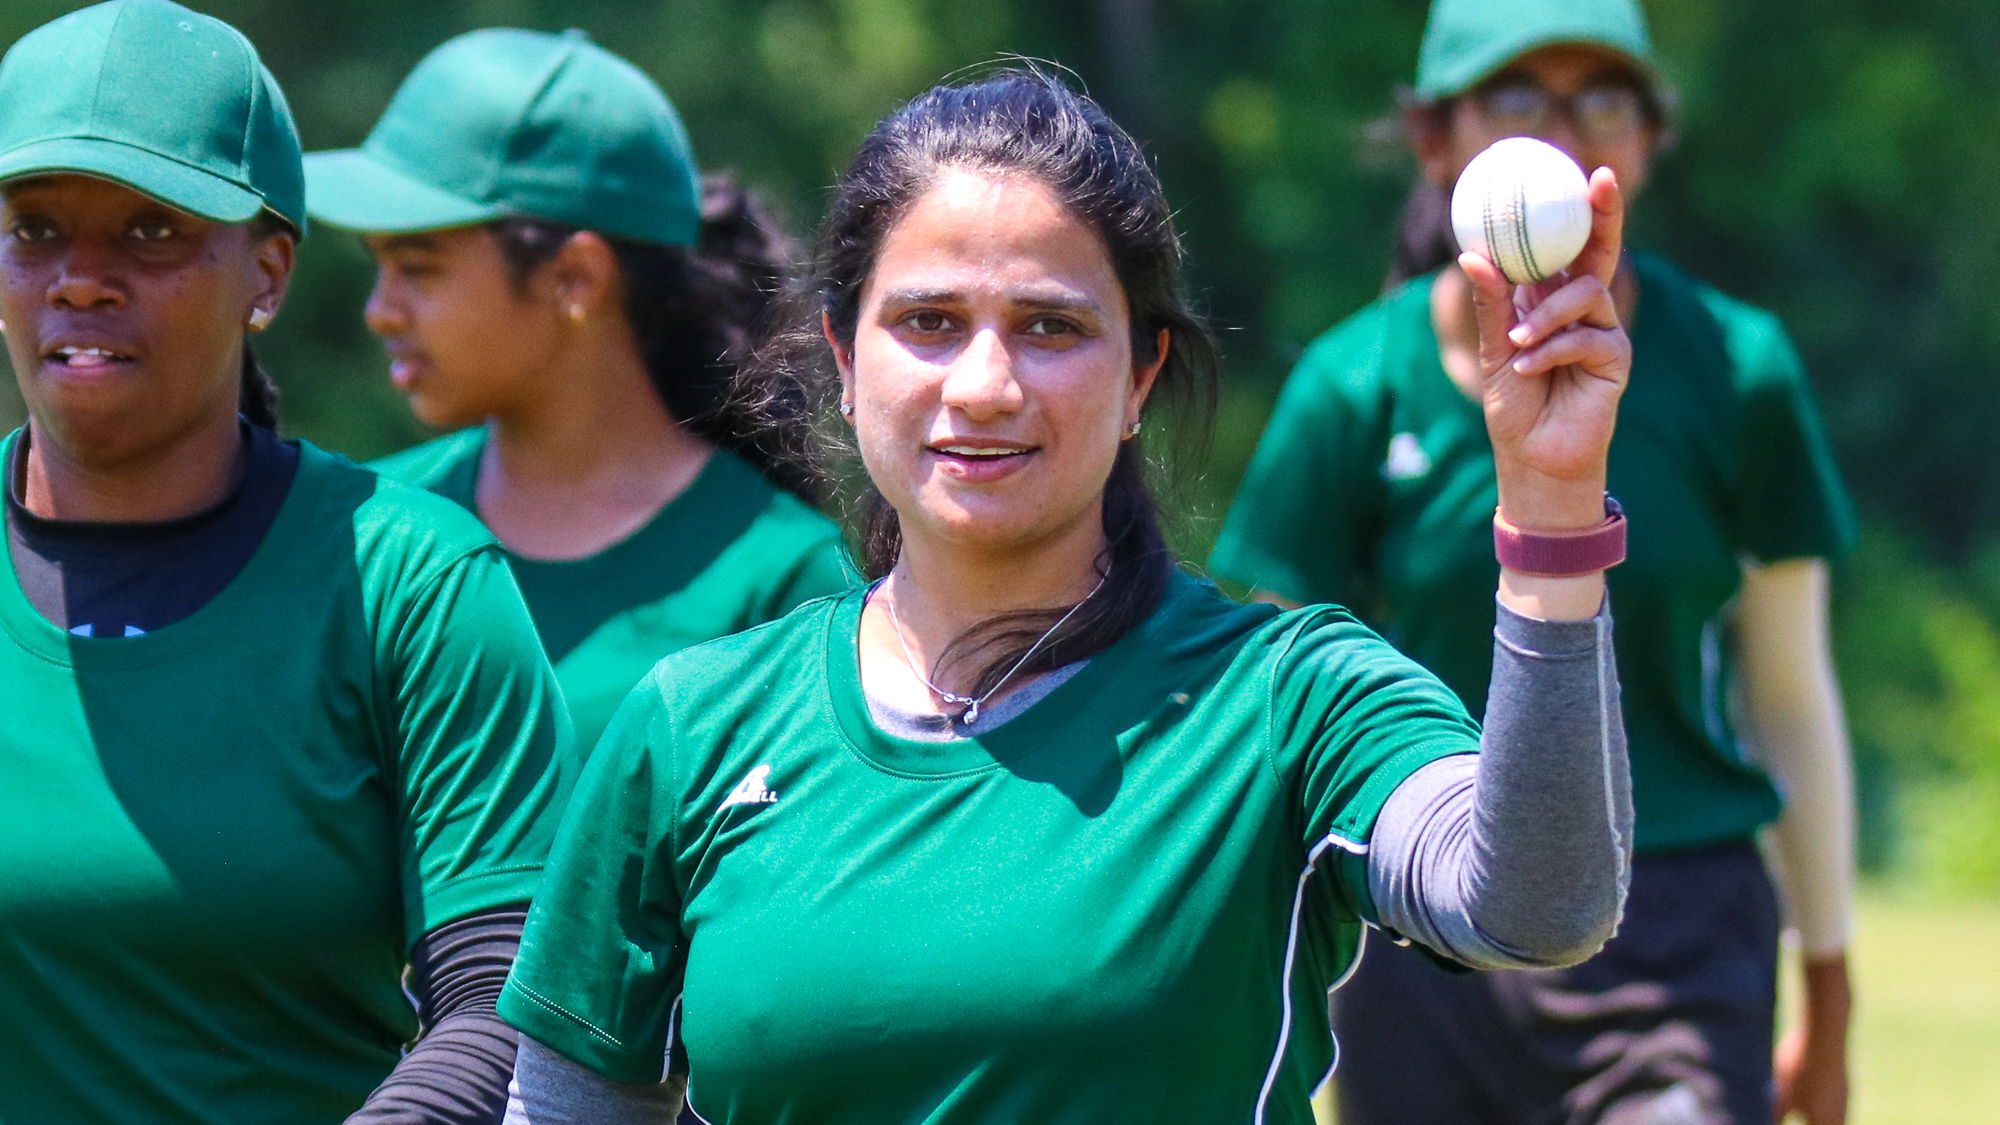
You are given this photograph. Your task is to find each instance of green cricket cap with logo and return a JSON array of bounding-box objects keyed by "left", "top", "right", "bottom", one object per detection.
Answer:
[
  {"left": 1416, "top": 0, "right": 1659, "bottom": 100},
  {"left": 0, "top": 0, "right": 306, "bottom": 232},
  {"left": 305, "top": 28, "right": 701, "bottom": 247}
]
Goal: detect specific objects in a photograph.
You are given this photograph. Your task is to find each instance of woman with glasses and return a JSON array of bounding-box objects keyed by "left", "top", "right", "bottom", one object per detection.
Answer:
[{"left": 1214, "top": 1, "right": 1858, "bottom": 1122}]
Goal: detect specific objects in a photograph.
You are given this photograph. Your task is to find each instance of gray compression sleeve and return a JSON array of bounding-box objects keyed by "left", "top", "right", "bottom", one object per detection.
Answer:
[
  {"left": 1365, "top": 598, "right": 1633, "bottom": 970},
  {"left": 503, "top": 1036, "right": 683, "bottom": 1125},
  {"left": 347, "top": 906, "right": 526, "bottom": 1124}
]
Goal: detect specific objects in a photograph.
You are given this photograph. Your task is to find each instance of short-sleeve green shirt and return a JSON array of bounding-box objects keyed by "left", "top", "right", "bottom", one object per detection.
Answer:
[
  {"left": 499, "top": 570, "right": 1478, "bottom": 1124},
  {"left": 371, "top": 430, "right": 852, "bottom": 749},
  {"left": 1212, "top": 253, "right": 1856, "bottom": 851},
  {"left": 0, "top": 434, "right": 572, "bottom": 1123}
]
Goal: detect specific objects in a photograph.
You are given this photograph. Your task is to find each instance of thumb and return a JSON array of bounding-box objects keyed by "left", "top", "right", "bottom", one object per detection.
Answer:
[{"left": 1460, "top": 251, "right": 1522, "bottom": 379}]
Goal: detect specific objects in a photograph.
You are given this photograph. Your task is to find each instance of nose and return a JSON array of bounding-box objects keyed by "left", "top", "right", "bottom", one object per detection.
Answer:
[
  {"left": 938, "top": 326, "right": 1024, "bottom": 420},
  {"left": 363, "top": 269, "right": 407, "bottom": 337},
  {"left": 1535, "top": 117, "right": 1587, "bottom": 171},
  {"left": 47, "top": 240, "right": 125, "bottom": 312}
]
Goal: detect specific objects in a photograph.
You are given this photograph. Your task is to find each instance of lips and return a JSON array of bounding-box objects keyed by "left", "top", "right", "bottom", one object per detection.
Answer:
[
  {"left": 383, "top": 349, "right": 429, "bottom": 391},
  {"left": 41, "top": 339, "right": 139, "bottom": 375},
  {"left": 927, "top": 439, "right": 1037, "bottom": 483}
]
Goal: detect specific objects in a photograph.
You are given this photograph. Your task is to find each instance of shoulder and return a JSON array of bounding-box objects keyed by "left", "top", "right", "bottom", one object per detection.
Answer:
[
  {"left": 1146, "top": 571, "right": 1380, "bottom": 675},
  {"left": 724, "top": 456, "right": 842, "bottom": 544},
  {"left": 293, "top": 441, "right": 501, "bottom": 583},
  {"left": 1638, "top": 253, "right": 1802, "bottom": 385},
  {"left": 365, "top": 429, "right": 485, "bottom": 491},
  {"left": 1152, "top": 574, "right": 1470, "bottom": 735},
  {"left": 635, "top": 588, "right": 848, "bottom": 711},
  {"left": 702, "top": 454, "right": 849, "bottom": 585},
  {"left": 1287, "top": 274, "right": 1436, "bottom": 400}
]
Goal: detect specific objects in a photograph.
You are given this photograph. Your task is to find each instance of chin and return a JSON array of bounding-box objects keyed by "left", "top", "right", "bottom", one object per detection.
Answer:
[
  {"left": 906, "top": 498, "right": 1093, "bottom": 558},
  {"left": 407, "top": 395, "right": 479, "bottom": 433}
]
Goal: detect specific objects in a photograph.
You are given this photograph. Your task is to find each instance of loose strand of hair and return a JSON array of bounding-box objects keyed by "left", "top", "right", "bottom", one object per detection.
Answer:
[{"left": 239, "top": 343, "right": 280, "bottom": 429}]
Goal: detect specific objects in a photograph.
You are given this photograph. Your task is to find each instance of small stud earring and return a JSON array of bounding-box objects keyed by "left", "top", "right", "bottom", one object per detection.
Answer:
[
  {"left": 567, "top": 304, "right": 586, "bottom": 324},
  {"left": 1124, "top": 419, "right": 1142, "bottom": 439},
  {"left": 838, "top": 400, "right": 855, "bottom": 419},
  {"left": 246, "top": 308, "right": 273, "bottom": 332}
]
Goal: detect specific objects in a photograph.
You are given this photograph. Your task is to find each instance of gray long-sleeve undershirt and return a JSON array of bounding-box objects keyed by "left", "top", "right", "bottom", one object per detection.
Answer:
[
  {"left": 502, "top": 599, "right": 1631, "bottom": 1122},
  {"left": 1364, "top": 599, "right": 1632, "bottom": 971}
]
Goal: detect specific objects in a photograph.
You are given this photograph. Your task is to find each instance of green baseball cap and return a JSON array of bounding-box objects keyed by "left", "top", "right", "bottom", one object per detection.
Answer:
[
  {"left": 0, "top": 0, "right": 305, "bottom": 231},
  {"left": 1416, "top": 0, "right": 1658, "bottom": 100},
  {"left": 305, "top": 29, "right": 701, "bottom": 247}
]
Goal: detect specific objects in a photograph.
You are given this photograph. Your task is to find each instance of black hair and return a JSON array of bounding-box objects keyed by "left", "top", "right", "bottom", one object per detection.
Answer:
[
  {"left": 740, "top": 67, "right": 1222, "bottom": 714},
  {"left": 490, "top": 175, "right": 812, "bottom": 500},
  {"left": 238, "top": 212, "right": 294, "bottom": 429},
  {"left": 1386, "top": 98, "right": 1463, "bottom": 289}
]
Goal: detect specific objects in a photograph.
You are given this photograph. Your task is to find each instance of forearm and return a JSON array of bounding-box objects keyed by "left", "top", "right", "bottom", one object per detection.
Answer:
[
  {"left": 1368, "top": 598, "right": 1632, "bottom": 969},
  {"left": 347, "top": 907, "right": 527, "bottom": 1125},
  {"left": 1756, "top": 694, "right": 1857, "bottom": 958},
  {"left": 1738, "top": 559, "right": 1857, "bottom": 957},
  {"left": 504, "top": 1036, "right": 683, "bottom": 1124}
]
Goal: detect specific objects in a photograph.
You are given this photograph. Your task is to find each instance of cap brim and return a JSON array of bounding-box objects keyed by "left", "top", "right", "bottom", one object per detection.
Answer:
[
  {"left": 1419, "top": 35, "right": 1661, "bottom": 100},
  {"left": 0, "top": 136, "right": 266, "bottom": 222},
  {"left": 304, "top": 148, "right": 503, "bottom": 233}
]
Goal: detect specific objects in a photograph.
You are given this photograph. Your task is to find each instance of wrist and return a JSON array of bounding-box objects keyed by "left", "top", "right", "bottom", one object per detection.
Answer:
[
  {"left": 1496, "top": 471, "right": 1608, "bottom": 530},
  {"left": 1494, "top": 495, "right": 1626, "bottom": 580},
  {"left": 1799, "top": 954, "right": 1854, "bottom": 1036}
]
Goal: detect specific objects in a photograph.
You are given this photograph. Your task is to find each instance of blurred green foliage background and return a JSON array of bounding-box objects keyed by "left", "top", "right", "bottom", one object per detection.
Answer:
[{"left": 3, "top": 0, "right": 1997, "bottom": 892}]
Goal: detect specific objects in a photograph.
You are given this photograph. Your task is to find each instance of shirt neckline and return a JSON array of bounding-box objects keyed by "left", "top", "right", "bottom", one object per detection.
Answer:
[
  {"left": 822, "top": 569, "right": 1196, "bottom": 778},
  {"left": 0, "top": 427, "right": 319, "bottom": 668},
  {"left": 450, "top": 428, "right": 739, "bottom": 574}
]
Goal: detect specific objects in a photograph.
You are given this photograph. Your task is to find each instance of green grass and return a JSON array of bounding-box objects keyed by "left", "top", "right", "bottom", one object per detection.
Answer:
[
  {"left": 1841, "top": 886, "right": 2000, "bottom": 1123},
  {"left": 1314, "top": 887, "right": 2000, "bottom": 1123}
]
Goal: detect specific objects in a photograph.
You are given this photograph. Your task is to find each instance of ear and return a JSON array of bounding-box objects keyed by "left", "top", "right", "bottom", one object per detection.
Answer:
[
  {"left": 245, "top": 228, "right": 296, "bottom": 329},
  {"left": 823, "top": 310, "right": 856, "bottom": 409},
  {"left": 1127, "top": 327, "right": 1169, "bottom": 423},
  {"left": 546, "top": 230, "right": 621, "bottom": 319},
  {"left": 1405, "top": 103, "right": 1459, "bottom": 189}
]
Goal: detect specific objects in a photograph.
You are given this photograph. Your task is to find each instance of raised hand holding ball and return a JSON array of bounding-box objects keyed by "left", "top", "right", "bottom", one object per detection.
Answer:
[{"left": 1451, "top": 137, "right": 1592, "bottom": 285}]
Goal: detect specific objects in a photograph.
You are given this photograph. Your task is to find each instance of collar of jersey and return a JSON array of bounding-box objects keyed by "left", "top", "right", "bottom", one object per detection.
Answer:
[
  {"left": 0, "top": 427, "right": 318, "bottom": 669},
  {"left": 822, "top": 570, "right": 1199, "bottom": 778}
]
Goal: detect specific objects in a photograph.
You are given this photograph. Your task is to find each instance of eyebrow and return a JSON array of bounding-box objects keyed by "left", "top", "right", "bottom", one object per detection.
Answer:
[
  {"left": 878, "top": 286, "right": 1104, "bottom": 316},
  {"left": 370, "top": 233, "right": 442, "bottom": 253}
]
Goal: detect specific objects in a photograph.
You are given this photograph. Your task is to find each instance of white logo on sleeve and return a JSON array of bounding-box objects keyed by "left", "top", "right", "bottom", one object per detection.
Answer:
[
  {"left": 1382, "top": 432, "right": 1433, "bottom": 481},
  {"left": 720, "top": 765, "right": 779, "bottom": 810}
]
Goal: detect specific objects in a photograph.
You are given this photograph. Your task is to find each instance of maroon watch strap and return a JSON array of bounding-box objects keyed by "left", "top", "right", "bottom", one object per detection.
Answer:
[{"left": 1493, "top": 495, "right": 1627, "bottom": 577}]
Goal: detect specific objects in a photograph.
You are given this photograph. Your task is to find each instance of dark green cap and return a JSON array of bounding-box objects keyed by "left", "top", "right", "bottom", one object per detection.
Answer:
[
  {"left": 1416, "top": 0, "right": 1658, "bottom": 100},
  {"left": 305, "top": 29, "right": 700, "bottom": 247},
  {"left": 0, "top": 0, "right": 306, "bottom": 231}
]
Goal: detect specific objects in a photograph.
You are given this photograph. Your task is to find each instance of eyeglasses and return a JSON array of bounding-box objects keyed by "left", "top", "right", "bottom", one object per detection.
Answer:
[{"left": 1470, "top": 78, "right": 1652, "bottom": 143}]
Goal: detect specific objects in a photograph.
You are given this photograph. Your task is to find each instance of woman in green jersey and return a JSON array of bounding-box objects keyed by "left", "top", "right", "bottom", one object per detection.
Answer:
[
  {"left": 496, "top": 69, "right": 1640, "bottom": 1124},
  {"left": 0, "top": 2, "right": 571, "bottom": 1122},
  {"left": 1213, "top": 1, "right": 1858, "bottom": 1122},
  {"left": 303, "top": 29, "right": 849, "bottom": 752}
]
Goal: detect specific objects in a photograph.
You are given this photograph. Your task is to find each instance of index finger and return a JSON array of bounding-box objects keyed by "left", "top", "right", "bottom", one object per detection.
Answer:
[{"left": 1567, "top": 167, "right": 1624, "bottom": 288}]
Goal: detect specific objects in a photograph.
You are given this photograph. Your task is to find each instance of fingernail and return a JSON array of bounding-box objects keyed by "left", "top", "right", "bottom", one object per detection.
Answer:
[{"left": 1508, "top": 324, "right": 1534, "bottom": 346}]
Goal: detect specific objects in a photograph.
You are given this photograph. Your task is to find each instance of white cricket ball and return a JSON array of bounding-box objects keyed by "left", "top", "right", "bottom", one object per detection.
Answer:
[{"left": 1449, "top": 137, "right": 1592, "bottom": 285}]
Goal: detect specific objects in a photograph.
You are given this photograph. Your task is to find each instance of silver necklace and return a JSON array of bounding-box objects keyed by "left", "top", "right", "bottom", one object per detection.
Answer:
[{"left": 881, "top": 571, "right": 1107, "bottom": 725}]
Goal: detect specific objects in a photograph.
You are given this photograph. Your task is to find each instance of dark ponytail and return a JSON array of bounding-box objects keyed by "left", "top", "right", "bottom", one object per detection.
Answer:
[
  {"left": 739, "top": 68, "right": 1220, "bottom": 713},
  {"left": 238, "top": 212, "right": 291, "bottom": 430},
  {"left": 1385, "top": 98, "right": 1462, "bottom": 290},
  {"left": 238, "top": 344, "right": 280, "bottom": 429},
  {"left": 491, "top": 175, "right": 815, "bottom": 501}
]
